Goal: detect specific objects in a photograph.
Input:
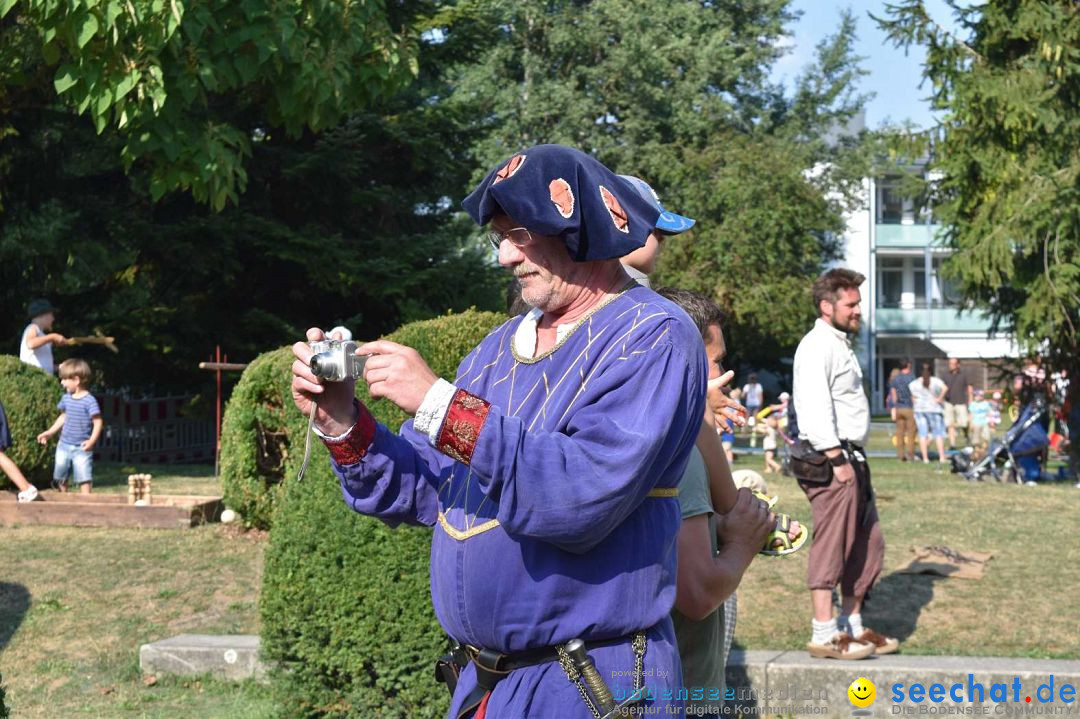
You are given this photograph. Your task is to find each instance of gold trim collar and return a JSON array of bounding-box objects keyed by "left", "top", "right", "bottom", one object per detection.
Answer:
[{"left": 511, "top": 281, "right": 639, "bottom": 365}]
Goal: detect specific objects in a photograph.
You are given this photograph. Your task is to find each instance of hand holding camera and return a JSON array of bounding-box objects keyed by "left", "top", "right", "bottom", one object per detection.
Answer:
[
  {"left": 291, "top": 329, "right": 439, "bottom": 435},
  {"left": 291, "top": 328, "right": 360, "bottom": 436}
]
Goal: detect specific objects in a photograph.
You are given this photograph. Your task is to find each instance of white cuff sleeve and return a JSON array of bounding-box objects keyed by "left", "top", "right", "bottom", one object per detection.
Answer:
[
  {"left": 413, "top": 378, "right": 458, "bottom": 446},
  {"left": 313, "top": 419, "right": 356, "bottom": 442}
]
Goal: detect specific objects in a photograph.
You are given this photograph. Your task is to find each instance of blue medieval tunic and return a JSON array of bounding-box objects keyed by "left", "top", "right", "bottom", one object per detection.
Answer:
[{"left": 328, "top": 284, "right": 706, "bottom": 717}]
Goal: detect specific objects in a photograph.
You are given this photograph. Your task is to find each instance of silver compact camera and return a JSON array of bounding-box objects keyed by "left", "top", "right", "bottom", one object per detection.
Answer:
[{"left": 309, "top": 339, "right": 366, "bottom": 382}]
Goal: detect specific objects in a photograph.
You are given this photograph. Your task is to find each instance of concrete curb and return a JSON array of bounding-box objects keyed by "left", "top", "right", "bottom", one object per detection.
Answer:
[
  {"left": 139, "top": 634, "right": 267, "bottom": 682},
  {"left": 725, "top": 650, "right": 1080, "bottom": 718}
]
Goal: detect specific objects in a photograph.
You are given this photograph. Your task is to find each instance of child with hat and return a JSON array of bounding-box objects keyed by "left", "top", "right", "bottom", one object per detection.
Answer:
[{"left": 20, "top": 299, "right": 69, "bottom": 375}]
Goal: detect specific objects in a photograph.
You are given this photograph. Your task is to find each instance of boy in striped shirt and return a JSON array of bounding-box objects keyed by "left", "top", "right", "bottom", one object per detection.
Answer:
[{"left": 36, "top": 359, "right": 103, "bottom": 493}]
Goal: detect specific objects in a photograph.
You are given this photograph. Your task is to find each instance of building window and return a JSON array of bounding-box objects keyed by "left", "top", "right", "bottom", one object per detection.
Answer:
[
  {"left": 877, "top": 255, "right": 930, "bottom": 309},
  {"left": 876, "top": 176, "right": 935, "bottom": 225},
  {"left": 878, "top": 257, "right": 904, "bottom": 308},
  {"left": 931, "top": 256, "right": 963, "bottom": 308}
]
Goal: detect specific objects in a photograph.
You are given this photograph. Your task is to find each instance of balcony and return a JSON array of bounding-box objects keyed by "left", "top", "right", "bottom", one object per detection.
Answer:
[
  {"left": 875, "top": 307, "right": 993, "bottom": 334},
  {"left": 875, "top": 223, "right": 945, "bottom": 248}
]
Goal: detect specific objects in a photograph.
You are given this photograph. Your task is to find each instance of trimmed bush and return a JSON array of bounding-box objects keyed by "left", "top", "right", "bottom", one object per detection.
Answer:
[
  {"left": 0, "top": 355, "right": 63, "bottom": 488},
  {"left": 260, "top": 309, "right": 505, "bottom": 718},
  {"left": 220, "top": 346, "right": 303, "bottom": 528}
]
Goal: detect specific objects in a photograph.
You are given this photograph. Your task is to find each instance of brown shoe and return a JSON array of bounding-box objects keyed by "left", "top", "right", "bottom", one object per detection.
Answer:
[
  {"left": 855, "top": 628, "right": 899, "bottom": 655},
  {"left": 807, "top": 632, "right": 875, "bottom": 660}
]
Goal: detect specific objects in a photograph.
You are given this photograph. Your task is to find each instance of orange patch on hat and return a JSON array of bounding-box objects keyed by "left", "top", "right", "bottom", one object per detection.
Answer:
[
  {"left": 549, "top": 178, "right": 575, "bottom": 218},
  {"left": 493, "top": 154, "right": 526, "bottom": 184},
  {"left": 599, "top": 185, "right": 629, "bottom": 233}
]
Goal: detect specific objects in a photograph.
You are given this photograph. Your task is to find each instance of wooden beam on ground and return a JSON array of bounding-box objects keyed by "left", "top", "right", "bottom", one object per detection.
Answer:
[{"left": 0, "top": 492, "right": 223, "bottom": 529}]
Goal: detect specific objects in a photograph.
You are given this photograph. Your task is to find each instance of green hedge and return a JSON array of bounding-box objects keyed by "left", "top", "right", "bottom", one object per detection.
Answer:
[
  {"left": 0, "top": 355, "right": 63, "bottom": 488},
  {"left": 260, "top": 309, "right": 505, "bottom": 717},
  {"left": 219, "top": 347, "right": 303, "bottom": 528}
]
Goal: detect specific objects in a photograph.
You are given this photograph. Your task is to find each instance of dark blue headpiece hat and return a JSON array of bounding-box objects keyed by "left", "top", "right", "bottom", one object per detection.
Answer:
[{"left": 462, "top": 144, "right": 660, "bottom": 261}]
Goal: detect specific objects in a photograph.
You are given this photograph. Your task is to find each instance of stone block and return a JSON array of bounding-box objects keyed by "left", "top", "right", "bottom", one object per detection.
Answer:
[{"left": 139, "top": 634, "right": 266, "bottom": 681}]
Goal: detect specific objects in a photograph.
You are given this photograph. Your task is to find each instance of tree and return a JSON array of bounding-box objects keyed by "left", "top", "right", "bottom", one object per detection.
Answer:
[
  {"left": 0, "top": 1, "right": 503, "bottom": 392},
  {"left": 441, "top": 0, "right": 872, "bottom": 367},
  {"left": 877, "top": 1, "right": 1080, "bottom": 381},
  {"left": 0, "top": 0, "right": 417, "bottom": 209}
]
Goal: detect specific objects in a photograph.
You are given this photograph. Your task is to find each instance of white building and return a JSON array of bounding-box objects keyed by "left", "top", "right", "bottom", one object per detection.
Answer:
[{"left": 839, "top": 166, "right": 1018, "bottom": 411}]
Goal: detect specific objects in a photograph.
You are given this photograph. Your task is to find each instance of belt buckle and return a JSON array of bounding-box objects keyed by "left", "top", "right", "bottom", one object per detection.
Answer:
[{"left": 469, "top": 646, "right": 508, "bottom": 673}]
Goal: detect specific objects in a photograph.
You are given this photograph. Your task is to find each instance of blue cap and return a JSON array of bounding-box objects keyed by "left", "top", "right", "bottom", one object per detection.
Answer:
[
  {"left": 462, "top": 145, "right": 661, "bottom": 261},
  {"left": 618, "top": 175, "right": 696, "bottom": 234}
]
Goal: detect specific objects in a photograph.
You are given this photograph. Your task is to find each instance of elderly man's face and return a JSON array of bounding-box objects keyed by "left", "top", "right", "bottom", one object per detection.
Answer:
[{"left": 492, "top": 215, "right": 589, "bottom": 313}]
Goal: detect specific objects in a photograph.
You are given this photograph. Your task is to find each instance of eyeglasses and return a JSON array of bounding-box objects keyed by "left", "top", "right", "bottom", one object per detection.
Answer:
[{"left": 485, "top": 227, "right": 534, "bottom": 251}]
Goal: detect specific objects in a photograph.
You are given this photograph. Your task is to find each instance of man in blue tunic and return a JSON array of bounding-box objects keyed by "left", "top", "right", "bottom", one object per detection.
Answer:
[{"left": 290, "top": 144, "right": 706, "bottom": 718}]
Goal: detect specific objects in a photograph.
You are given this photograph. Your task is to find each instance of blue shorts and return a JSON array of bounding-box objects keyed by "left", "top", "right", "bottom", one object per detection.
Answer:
[
  {"left": 54, "top": 442, "right": 93, "bottom": 485},
  {"left": 915, "top": 412, "right": 946, "bottom": 439}
]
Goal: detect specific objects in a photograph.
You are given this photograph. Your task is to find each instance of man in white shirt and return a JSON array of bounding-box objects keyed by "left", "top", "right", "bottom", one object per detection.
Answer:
[{"left": 792, "top": 269, "right": 898, "bottom": 660}]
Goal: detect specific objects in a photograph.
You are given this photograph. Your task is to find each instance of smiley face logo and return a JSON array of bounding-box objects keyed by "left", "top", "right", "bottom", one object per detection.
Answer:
[{"left": 848, "top": 677, "right": 876, "bottom": 708}]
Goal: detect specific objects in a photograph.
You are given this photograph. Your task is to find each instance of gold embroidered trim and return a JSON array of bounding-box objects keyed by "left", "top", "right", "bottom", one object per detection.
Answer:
[
  {"left": 437, "top": 488, "right": 674, "bottom": 542},
  {"left": 438, "top": 512, "right": 501, "bottom": 541},
  {"left": 511, "top": 280, "right": 639, "bottom": 365}
]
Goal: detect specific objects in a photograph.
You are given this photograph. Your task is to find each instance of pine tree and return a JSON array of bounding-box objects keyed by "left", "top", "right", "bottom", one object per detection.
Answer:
[{"left": 877, "top": 1, "right": 1080, "bottom": 386}]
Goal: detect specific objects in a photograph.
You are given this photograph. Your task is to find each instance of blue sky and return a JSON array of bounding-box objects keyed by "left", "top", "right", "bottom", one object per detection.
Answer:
[{"left": 771, "top": 0, "right": 964, "bottom": 130}]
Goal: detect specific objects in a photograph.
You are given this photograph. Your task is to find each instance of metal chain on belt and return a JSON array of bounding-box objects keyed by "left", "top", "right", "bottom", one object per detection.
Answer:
[
  {"left": 557, "top": 644, "right": 601, "bottom": 718},
  {"left": 631, "top": 631, "right": 646, "bottom": 696},
  {"left": 557, "top": 632, "right": 649, "bottom": 719}
]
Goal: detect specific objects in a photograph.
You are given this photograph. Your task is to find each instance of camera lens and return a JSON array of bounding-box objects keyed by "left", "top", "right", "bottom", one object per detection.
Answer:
[{"left": 310, "top": 356, "right": 325, "bottom": 378}]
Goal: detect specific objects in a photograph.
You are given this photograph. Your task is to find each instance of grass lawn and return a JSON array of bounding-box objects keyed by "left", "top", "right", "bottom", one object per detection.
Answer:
[
  {"left": 0, "top": 463, "right": 273, "bottom": 717},
  {"left": 728, "top": 454, "right": 1080, "bottom": 659}
]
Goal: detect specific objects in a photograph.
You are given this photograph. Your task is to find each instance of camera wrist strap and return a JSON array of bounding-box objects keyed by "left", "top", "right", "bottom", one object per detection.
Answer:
[{"left": 296, "top": 399, "right": 317, "bottom": 482}]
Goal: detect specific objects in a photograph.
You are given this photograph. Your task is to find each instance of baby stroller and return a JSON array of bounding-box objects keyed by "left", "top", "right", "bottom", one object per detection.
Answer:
[{"left": 951, "top": 397, "right": 1049, "bottom": 483}]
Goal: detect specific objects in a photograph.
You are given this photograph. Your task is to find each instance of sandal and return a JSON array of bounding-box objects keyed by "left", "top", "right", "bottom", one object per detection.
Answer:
[
  {"left": 760, "top": 512, "right": 808, "bottom": 556},
  {"left": 854, "top": 628, "right": 899, "bottom": 655},
  {"left": 807, "top": 632, "right": 875, "bottom": 660},
  {"left": 751, "top": 490, "right": 778, "bottom": 509}
]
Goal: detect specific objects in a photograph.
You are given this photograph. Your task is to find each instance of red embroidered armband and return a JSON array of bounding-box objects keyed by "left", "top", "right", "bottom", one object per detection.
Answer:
[
  {"left": 322, "top": 400, "right": 376, "bottom": 466},
  {"left": 435, "top": 389, "right": 491, "bottom": 465}
]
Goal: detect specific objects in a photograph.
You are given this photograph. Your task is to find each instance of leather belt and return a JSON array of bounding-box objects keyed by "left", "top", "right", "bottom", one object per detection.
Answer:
[{"left": 436, "top": 632, "right": 641, "bottom": 718}]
